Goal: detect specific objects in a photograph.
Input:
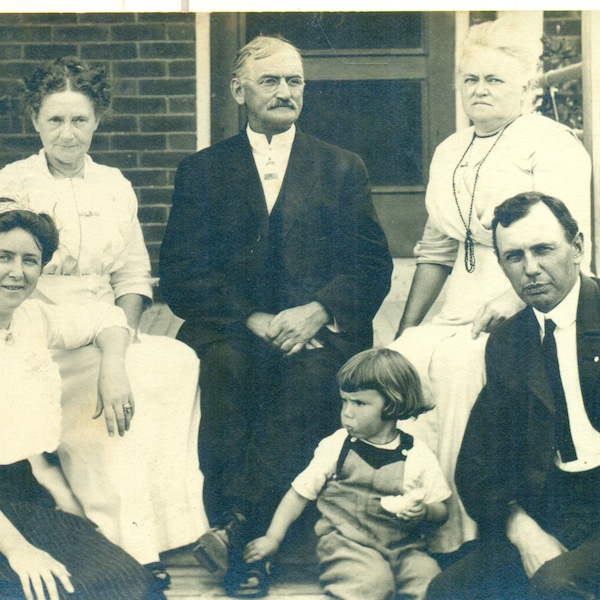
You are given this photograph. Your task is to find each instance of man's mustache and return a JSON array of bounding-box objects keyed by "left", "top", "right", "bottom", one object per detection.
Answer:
[{"left": 268, "top": 99, "right": 295, "bottom": 109}]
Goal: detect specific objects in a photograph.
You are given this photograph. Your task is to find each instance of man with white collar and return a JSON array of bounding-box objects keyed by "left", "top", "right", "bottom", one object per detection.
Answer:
[
  {"left": 159, "top": 35, "right": 392, "bottom": 596},
  {"left": 428, "top": 191, "right": 600, "bottom": 599}
]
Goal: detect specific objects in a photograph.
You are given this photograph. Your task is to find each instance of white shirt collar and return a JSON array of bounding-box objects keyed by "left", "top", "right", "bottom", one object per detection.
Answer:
[
  {"left": 246, "top": 124, "right": 296, "bottom": 152},
  {"left": 533, "top": 275, "right": 581, "bottom": 332}
]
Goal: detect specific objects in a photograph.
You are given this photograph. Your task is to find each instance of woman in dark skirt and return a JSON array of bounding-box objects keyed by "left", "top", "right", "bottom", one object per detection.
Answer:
[{"left": 0, "top": 199, "right": 161, "bottom": 600}]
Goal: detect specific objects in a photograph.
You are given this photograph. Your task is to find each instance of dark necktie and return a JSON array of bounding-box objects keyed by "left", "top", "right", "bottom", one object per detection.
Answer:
[{"left": 542, "top": 319, "right": 577, "bottom": 462}]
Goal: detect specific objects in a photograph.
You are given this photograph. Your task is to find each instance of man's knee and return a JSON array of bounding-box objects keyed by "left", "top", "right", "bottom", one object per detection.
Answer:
[
  {"left": 426, "top": 570, "right": 459, "bottom": 600},
  {"left": 426, "top": 540, "right": 528, "bottom": 600},
  {"left": 200, "top": 341, "right": 248, "bottom": 376},
  {"left": 530, "top": 559, "right": 596, "bottom": 600}
]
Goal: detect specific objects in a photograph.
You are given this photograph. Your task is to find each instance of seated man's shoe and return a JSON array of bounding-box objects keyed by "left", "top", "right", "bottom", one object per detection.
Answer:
[
  {"left": 192, "top": 512, "right": 247, "bottom": 574},
  {"left": 192, "top": 527, "right": 229, "bottom": 573},
  {"left": 224, "top": 559, "right": 270, "bottom": 598}
]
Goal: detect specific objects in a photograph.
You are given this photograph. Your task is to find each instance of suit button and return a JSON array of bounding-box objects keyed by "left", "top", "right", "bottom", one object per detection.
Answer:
[{"left": 594, "top": 356, "right": 599, "bottom": 363}]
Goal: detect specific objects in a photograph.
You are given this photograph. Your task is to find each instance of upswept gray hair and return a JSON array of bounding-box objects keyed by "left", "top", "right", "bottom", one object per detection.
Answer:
[{"left": 457, "top": 16, "right": 543, "bottom": 85}]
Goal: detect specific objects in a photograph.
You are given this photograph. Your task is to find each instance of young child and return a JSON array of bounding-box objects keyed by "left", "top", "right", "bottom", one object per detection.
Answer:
[{"left": 243, "top": 348, "right": 451, "bottom": 600}]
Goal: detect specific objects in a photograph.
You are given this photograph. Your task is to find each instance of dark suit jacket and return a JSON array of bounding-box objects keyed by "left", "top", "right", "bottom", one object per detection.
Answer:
[
  {"left": 159, "top": 128, "right": 393, "bottom": 351},
  {"left": 456, "top": 274, "right": 600, "bottom": 537}
]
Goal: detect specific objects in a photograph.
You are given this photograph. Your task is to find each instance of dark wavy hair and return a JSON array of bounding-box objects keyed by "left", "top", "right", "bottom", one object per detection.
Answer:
[
  {"left": 23, "top": 56, "right": 110, "bottom": 119},
  {"left": 0, "top": 199, "right": 59, "bottom": 266},
  {"left": 337, "top": 348, "right": 433, "bottom": 421},
  {"left": 492, "top": 191, "right": 579, "bottom": 256}
]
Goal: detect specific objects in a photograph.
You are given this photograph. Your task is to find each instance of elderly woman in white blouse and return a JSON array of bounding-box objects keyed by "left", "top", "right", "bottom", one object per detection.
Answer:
[{"left": 0, "top": 57, "right": 208, "bottom": 585}]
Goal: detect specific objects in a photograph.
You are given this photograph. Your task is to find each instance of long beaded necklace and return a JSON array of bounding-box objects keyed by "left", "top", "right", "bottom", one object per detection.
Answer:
[{"left": 451, "top": 120, "right": 513, "bottom": 273}]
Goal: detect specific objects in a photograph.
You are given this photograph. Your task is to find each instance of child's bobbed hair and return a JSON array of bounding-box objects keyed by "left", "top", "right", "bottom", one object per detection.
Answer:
[{"left": 337, "top": 348, "right": 433, "bottom": 421}]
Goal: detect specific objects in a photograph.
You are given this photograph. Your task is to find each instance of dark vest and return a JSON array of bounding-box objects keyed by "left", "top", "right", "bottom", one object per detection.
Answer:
[{"left": 255, "top": 196, "right": 286, "bottom": 315}]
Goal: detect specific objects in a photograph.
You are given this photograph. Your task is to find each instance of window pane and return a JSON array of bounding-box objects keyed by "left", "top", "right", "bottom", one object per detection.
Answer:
[
  {"left": 298, "top": 80, "right": 423, "bottom": 186},
  {"left": 245, "top": 12, "right": 423, "bottom": 51}
]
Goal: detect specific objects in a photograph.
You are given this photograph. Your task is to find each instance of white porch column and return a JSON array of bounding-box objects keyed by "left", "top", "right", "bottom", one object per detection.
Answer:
[
  {"left": 195, "top": 13, "right": 211, "bottom": 151},
  {"left": 582, "top": 11, "right": 600, "bottom": 272}
]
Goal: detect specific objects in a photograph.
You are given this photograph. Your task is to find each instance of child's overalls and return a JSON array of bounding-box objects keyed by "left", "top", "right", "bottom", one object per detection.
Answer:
[{"left": 314, "top": 433, "right": 441, "bottom": 600}]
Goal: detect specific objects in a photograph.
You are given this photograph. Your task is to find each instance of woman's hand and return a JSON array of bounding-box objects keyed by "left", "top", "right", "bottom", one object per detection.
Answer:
[
  {"left": 94, "top": 356, "right": 135, "bottom": 437},
  {"left": 7, "top": 541, "right": 74, "bottom": 600},
  {"left": 244, "top": 536, "right": 280, "bottom": 564},
  {"left": 471, "top": 288, "right": 525, "bottom": 339},
  {"left": 93, "top": 326, "right": 133, "bottom": 437},
  {"left": 0, "top": 510, "right": 73, "bottom": 600}
]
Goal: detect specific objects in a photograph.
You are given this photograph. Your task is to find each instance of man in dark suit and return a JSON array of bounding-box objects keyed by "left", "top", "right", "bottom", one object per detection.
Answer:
[
  {"left": 428, "top": 191, "right": 600, "bottom": 599},
  {"left": 159, "top": 35, "right": 392, "bottom": 594}
]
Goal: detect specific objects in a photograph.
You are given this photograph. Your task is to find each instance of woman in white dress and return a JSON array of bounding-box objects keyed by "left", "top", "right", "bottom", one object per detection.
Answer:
[
  {"left": 0, "top": 200, "right": 160, "bottom": 599},
  {"left": 389, "top": 17, "right": 592, "bottom": 555},
  {"left": 0, "top": 57, "right": 208, "bottom": 583}
]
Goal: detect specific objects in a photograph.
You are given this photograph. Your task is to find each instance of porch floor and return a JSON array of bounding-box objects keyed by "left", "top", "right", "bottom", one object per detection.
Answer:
[{"left": 160, "top": 546, "right": 326, "bottom": 599}]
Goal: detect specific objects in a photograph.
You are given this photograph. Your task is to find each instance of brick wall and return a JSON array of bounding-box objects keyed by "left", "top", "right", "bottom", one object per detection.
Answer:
[{"left": 0, "top": 12, "right": 196, "bottom": 284}]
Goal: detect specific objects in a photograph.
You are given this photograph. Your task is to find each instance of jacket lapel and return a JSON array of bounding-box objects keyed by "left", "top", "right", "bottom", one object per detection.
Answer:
[
  {"left": 230, "top": 131, "right": 269, "bottom": 221},
  {"left": 576, "top": 275, "right": 600, "bottom": 428},
  {"left": 277, "top": 130, "right": 317, "bottom": 238}
]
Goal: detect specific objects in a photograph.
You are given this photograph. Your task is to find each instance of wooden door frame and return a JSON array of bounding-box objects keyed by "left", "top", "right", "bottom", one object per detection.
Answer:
[
  {"left": 209, "top": 11, "right": 456, "bottom": 149},
  {"left": 208, "top": 12, "right": 456, "bottom": 257}
]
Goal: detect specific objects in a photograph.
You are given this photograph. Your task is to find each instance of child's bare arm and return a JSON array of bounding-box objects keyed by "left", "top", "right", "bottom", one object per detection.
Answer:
[
  {"left": 394, "top": 500, "right": 448, "bottom": 524},
  {"left": 244, "top": 488, "right": 309, "bottom": 563}
]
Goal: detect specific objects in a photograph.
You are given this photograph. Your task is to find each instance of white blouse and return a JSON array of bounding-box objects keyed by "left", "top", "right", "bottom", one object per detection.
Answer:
[
  {"left": 0, "top": 151, "right": 154, "bottom": 305},
  {"left": 416, "top": 113, "right": 592, "bottom": 268},
  {"left": 0, "top": 300, "right": 129, "bottom": 465}
]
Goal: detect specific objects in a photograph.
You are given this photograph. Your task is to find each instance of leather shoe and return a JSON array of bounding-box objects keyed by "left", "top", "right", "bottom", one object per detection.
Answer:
[
  {"left": 224, "top": 559, "right": 270, "bottom": 598},
  {"left": 192, "top": 512, "right": 247, "bottom": 574}
]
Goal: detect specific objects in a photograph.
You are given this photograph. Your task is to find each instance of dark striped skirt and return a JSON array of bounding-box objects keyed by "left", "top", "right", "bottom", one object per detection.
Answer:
[{"left": 0, "top": 461, "right": 161, "bottom": 600}]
